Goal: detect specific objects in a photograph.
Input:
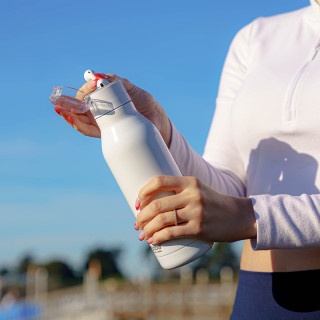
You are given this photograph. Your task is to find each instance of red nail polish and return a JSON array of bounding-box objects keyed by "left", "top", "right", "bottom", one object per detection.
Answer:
[
  {"left": 55, "top": 106, "right": 61, "bottom": 115},
  {"left": 139, "top": 231, "right": 145, "bottom": 241},
  {"left": 135, "top": 198, "right": 140, "bottom": 210},
  {"left": 94, "top": 73, "right": 107, "bottom": 79},
  {"left": 147, "top": 237, "right": 153, "bottom": 244},
  {"left": 134, "top": 221, "right": 139, "bottom": 230},
  {"left": 68, "top": 116, "right": 74, "bottom": 124}
]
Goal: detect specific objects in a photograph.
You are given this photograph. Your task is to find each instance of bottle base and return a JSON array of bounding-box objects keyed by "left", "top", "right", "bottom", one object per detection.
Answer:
[{"left": 156, "top": 240, "right": 213, "bottom": 270}]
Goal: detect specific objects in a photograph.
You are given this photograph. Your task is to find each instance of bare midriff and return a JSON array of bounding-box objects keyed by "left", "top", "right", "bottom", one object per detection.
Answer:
[{"left": 240, "top": 240, "right": 320, "bottom": 272}]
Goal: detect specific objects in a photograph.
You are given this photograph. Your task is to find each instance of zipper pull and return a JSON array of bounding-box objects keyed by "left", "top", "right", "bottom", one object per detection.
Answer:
[{"left": 311, "top": 43, "right": 320, "bottom": 60}]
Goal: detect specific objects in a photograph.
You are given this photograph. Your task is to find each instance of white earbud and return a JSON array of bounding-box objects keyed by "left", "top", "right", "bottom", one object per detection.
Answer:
[
  {"left": 97, "top": 79, "right": 110, "bottom": 88},
  {"left": 84, "top": 69, "right": 96, "bottom": 81}
]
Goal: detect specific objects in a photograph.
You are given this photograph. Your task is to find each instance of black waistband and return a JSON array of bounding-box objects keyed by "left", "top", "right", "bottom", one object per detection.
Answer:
[{"left": 237, "top": 269, "right": 320, "bottom": 313}]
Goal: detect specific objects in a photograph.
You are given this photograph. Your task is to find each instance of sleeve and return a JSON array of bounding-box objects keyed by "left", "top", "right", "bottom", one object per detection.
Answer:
[
  {"left": 169, "top": 21, "right": 255, "bottom": 197},
  {"left": 168, "top": 19, "right": 320, "bottom": 250},
  {"left": 250, "top": 194, "right": 320, "bottom": 250}
]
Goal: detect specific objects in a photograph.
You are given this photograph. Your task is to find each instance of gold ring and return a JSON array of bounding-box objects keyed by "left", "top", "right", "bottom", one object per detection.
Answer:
[{"left": 173, "top": 209, "right": 178, "bottom": 226}]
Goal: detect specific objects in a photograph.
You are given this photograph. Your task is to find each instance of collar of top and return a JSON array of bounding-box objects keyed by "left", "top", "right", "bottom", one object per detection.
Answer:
[{"left": 309, "top": 0, "right": 320, "bottom": 20}]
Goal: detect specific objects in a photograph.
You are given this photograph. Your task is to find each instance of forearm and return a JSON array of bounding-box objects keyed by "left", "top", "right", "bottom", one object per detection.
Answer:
[
  {"left": 251, "top": 193, "right": 320, "bottom": 250},
  {"left": 168, "top": 121, "right": 246, "bottom": 197}
]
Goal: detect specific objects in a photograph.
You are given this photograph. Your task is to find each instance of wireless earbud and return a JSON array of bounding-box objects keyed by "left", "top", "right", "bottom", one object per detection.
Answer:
[
  {"left": 84, "top": 70, "right": 96, "bottom": 82},
  {"left": 97, "top": 79, "right": 110, "bottom": 88}
]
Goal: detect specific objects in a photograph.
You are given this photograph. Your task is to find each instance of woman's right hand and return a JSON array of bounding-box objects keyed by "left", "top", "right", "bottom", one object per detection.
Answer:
[{"left": 55, "top": 74, "right": 172, "bottom": 146}]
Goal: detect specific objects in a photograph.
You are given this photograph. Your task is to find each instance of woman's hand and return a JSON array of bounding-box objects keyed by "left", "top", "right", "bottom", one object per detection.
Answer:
[
  {"left": 54, "top": 74, "right": 172, "bottom": 146},
  {"left": 135, "top": 175, "right": 257, "bottom": 245},
  {"left": 55, "top": 81, "right": 100, "bottom": 137}
]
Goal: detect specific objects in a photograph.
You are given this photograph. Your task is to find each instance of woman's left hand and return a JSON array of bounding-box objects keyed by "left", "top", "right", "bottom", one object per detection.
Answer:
[{"left": 135, "top": 176, "right": 256, "bottom": 245}]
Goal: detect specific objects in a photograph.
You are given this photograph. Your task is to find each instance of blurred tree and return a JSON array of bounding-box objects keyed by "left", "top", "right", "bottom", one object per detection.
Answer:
[
  {"left": 193, "top": 242, "right": 239, "bottom": 278},
  {"left": 83, "top": 248, "right": 123, "bottom": 279},
  {"left": 0, "top": 268, "right": 9, "bottom": 276},
  {"left": 43, "top": 260, "right": 80, "bottom": 288},
  {"left": 44, "top": 261, "right": 75, "bottom": 279},
  {"left": 142, "top": 242, "right": 239, "bottom": 280},
  {"left": 16, "top": 255, "right": 34, "bottom": 274}
]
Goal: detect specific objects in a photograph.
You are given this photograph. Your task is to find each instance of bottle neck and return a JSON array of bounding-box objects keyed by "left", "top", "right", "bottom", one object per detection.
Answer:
[
  {"left": 94, "top": 101, "right": 138, "bottom": 130},
  {"left": 88, "top": 79, "right": 132, "bottom": 120}
]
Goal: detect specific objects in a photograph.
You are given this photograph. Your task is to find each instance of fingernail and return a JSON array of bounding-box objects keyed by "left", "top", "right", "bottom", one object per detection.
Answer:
[
  {"left": 87, "top": 81, "right": 97, "bottom": 90},
  {"left": 54, "top": 106, "right": 61, "bottom": 115},
  {"left": 94, "top": 73, "right": 106, "bottom": 79},
  {"left": 139, "top": 230, "right": 145, "bottom": 241},
  {"left": 68, "top": 116, "right": 74, "bottom": 124},
  {"left": 147, "top": 237, "right": 153, "bottom": 244},
  {"left": 134, "top": 221, "right": 139, "bottom": 230},
  {"left": 135, "top": 198, "right": 140, "bottom": 210}
]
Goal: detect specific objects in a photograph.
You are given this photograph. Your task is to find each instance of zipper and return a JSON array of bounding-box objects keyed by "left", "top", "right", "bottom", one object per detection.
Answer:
[
  {"left": 285, "top": 42, "right": 320, "bottom": 124},
  {"left": 311, "top": 42, "right": 320, "bottom": 61}
]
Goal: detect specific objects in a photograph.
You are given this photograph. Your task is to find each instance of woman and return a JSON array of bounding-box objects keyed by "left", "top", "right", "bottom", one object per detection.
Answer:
[{"left": 55, "top": 0, "right": 320, "bottom": 318}]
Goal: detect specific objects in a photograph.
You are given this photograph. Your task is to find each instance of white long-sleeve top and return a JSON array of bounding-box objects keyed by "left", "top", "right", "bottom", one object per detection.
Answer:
[{"left": 169, "top": 0, "right": 320, "bottom": 250}]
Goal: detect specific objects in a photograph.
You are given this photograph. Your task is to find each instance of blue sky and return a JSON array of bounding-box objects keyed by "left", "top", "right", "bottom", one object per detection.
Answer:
[{"left": 0, "top": 0, "right": 310, "bottom": 278}]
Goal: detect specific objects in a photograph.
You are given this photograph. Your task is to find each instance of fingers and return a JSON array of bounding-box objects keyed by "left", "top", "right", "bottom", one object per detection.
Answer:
[
  {"left": 135, "top": 175, "right": 205, "bottom": 244},
  {"left": 139, "top": 207, "right": 187, "bottom": 240},
  {"left": 76, "top": 74, "right": 136, "bottom": 101},
  {"left": 66, "top": 114, "right": 101, "bottom": 137},
  {"left": 53, "top": 78, "right": 102, "bottom": 137},
  {"left": 147, "top": 223, "right": 196, "bottom": 245},
  {"left": 136, "top": 176, "right": 197, "bottom": 244},
  {"left": 57, "top": 108, "right": 93, "bottom": 124},
  {"left": 76, "top": 80, "right": 97, "bottom": 100},
  {"left": 53, "top": 72, "right": 136, "bottom": 138},
  {"left": 137, "top": 192, "right": 187, "bottom": 230},
  {"left": 55, "top": 107, "right": 101, "bottom": 138},
  {"left": 138, "top": 176, "right": 188, "bottom": 207}
]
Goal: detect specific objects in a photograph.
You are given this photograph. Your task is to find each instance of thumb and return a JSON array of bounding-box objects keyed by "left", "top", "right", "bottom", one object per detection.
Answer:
[{"left": 76, "top": 80, "right": 97, "bottom": 100}]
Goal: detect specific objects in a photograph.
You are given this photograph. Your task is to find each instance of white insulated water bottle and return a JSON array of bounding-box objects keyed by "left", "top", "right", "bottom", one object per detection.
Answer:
[{"left": 87, "top": 79, "right": 212, "bottom": 269}]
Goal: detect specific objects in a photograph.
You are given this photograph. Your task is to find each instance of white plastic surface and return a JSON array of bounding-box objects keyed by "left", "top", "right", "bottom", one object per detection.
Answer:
[
  {"left": 84, "top": 70, "right": 96, "bottom": 81},
  {"left": 88, "top": 80, "right": 131, "bottom": 119},
  {"left": 97, "top": 79, "right": 110, "bottom": 88},
  {"left": 88, "top": 81, "right": 212, "bottom": 269}
]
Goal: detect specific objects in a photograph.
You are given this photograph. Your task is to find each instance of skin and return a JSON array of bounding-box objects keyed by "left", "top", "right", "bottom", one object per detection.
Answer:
[
  {"left": 57, "top": 74, "right": 172, "bottom": 146},
  {"left": 54, "top": 73, "right": 257, "bottom": 265},
  {"left": 55, "top": 74, "right": 320, "bottom": 273},
  {"left": 136, "top": 175, "right": 256, "bottom": 245},
  {"left": 56, "top": 74, "right": 320, "bottom": 272}
]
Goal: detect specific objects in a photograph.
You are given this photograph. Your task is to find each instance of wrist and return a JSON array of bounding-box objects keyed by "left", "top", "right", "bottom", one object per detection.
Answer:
[
  {"left": 236, "top": 197, "right": 257, "bottom": 240},
  {"left": 155, "top": 105, "right": 172, "bottom": 147},
  {"left": 160, "top": 115, "right": 172, "bottom": 147}
]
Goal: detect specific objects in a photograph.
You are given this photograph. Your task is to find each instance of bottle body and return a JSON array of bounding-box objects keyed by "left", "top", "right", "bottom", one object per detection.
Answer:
[{"left": 89, "top": 81, "right": 212, "bottom": 269}]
